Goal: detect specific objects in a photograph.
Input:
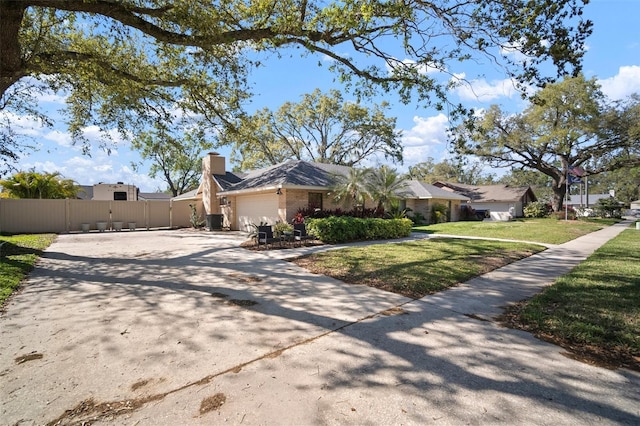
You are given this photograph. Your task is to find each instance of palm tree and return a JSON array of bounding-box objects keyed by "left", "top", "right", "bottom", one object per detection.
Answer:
[
  {"left": 366, "top": 165, "right": 407, "bottom": 213},
  {"left": 331, "top": 167, "right": 372, "bottom": 214},
  {"left": 0, "top": 171, "right": 79, "bottom": 199}
]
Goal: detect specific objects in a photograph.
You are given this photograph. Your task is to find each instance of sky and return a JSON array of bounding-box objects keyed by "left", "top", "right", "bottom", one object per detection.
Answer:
[{"left": 5, "top": 0, "right": 640, "bottom": 192}]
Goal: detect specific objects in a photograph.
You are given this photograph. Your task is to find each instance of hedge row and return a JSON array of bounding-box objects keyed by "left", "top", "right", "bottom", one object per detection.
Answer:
[{"left": 305, "top": 217, "right": 413, "bottom": 244}]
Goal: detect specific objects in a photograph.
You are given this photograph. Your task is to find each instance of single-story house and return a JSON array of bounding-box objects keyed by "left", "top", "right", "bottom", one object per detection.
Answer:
[
  {"left": 566, "top": 193, "right": 614, "bottom": 208},
  {"left": 193, "top": 153, "right": 469, "bottom": 231},
  {"left": 432, "top": 181, "right": 537, "bottom": 220},
  {"left": 399, "top": 181, "right": 469, "bottom": 223}
]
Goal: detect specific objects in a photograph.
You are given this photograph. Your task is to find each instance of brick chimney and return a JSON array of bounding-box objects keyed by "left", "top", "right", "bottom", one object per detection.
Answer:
[{"left": 202, "top": 152, "right": 226, "bottom": 215}]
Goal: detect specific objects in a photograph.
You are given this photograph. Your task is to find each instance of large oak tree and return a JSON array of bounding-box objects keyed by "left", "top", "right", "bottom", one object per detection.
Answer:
[
  {"left": 1, "top": 0, "right": 592, "bottom": 171},
  {"left": 451, "top": 75, "right": 640, "bottom": 212},
  {"left": 220, "top": 89, "right": 402, "bottom": 169}
]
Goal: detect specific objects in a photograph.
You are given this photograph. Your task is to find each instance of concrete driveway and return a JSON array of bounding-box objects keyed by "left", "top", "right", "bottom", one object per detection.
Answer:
[{"left": 1, "top": 225, "right": 639, "bottom": 425}]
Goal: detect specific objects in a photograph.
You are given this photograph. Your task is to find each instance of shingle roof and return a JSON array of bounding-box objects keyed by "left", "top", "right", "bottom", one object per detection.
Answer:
[
  {"left": 213, "top": 172, "right": 243, "bottom": 191},
  {"left": 401, "top": 181, "right": 470, "bottom": 201},
  {"left": 433, "top": 182, "right": 536, "bottom": 203},
  {"left": 567, "top": 193, "right": 612, "bottom": 205},
  {"left": 172, "top": 187, "right": 201, "bottom": 201},
  {"left": 139, "top": 192, "right": 172, "bottom": 201},
  {"left": 219, "top": 160, "right": 348, "bottom": 194}
]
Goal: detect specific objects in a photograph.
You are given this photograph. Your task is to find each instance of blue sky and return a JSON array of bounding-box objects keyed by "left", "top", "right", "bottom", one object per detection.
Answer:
[{"left": 6, "top": 0, "right": 640, "bottom": 192}]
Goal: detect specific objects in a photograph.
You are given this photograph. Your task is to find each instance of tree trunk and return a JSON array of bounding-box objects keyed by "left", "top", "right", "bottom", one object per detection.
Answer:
[
  {"left": 0, "top": 3, "right": 27, "bottom": 98},
  {"left": 551, "top": 176, "right": 567, "bottom": 212}
]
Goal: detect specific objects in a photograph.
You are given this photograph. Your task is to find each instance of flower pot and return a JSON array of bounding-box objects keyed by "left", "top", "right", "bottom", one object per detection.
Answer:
[
  {"left": 112, "top": 221, "right": 123, "bottom": 231},
  {"left": 128, "top": 222, "right": 136, "bottom": 231},
  {"left": 81, "top": 223, "right": 90, "bottom": 233},
  {"left": 96, "top": 221, "right": 108, "bottom": 232}
]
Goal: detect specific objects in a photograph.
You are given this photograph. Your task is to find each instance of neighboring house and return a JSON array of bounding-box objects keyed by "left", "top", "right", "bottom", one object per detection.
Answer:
[
  {"left": 193, "top": 153, "right": 469, "bottom": 232},
  {"left": 92, "top": 182, "right": 138, "bottom": 201},
  {"left": 77, "top": 185, "right": 94, "bottom": 200},
  {"left": 78, "top": 184, "right": 169, "bottom": 201},
  {"left": 433, "top": 182, "right": 537, "bottom": 220},
  {"left": 400, "top": 181, "right": 469, "bottom": 222},
  {"left": 566, "top": 193, "right": 614, "bottom": 208},
  {"left": 630, "top": 200, "right": 640, "bottom": 210},
  {"left": 138, "top": 192, "right": 172, "bottom": 201}
]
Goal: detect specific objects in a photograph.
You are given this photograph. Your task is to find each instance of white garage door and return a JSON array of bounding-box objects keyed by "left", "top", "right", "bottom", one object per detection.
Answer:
[{"left": 236, "top": 193, "right": 280, "bottom": 232}]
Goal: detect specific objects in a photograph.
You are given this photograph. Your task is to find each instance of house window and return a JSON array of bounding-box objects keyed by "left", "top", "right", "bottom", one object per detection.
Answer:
[
  {"left": 113, "top": 191, "right": 127, "bottom": 200},
  {"left": 308, "top": 192, "right": 323, "bottom": 210},
  {"left": 219, "top": 196, "right": 228, "bottom": 206}
]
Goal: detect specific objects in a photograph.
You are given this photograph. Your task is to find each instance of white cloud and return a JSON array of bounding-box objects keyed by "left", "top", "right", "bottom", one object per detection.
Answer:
[
  {"left": 500, "top": 38, "right": 552, "bottom": 63},
  {"left": 453, "top": 76, "right": 520, "bottom": 102},
  {"left": 43, "top": 130, "right": 75, "bottom": 148},
  {"left": 398, "top": 113, "right": 450, "bottom": 167},
  {"left": 598, "top": 65, "right": 640, "bottom": 100},
  {"left": 401, "top": 114, "right": 449, "bottom": 147},
  {"left": 23, "top": 155, "right": 166, "bottom": 192},
  {"left": 0, "top": 111, "right": 46, "bottom": 136}
]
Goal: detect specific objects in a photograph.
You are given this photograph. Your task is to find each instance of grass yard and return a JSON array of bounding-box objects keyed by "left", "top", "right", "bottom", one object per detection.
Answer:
[
  {"left": 0, "top": 234, "right": 56, "bottom": 306},
  {"left": 293, "top": 238, "right": 545, "bottom": 298},
  {"left": 501, "top": 226, "right": 640, "bottom": 370},
  {"left": 413, "top": 218, "right": 618, "bottom": 245}
]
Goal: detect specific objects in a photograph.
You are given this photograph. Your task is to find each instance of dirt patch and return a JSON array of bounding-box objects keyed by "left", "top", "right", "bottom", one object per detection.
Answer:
[
  {"left": 199, "top": 393, "right": 226, "bottom": 415},
  {"left": 240, "top": 239, "right": 324, "bottom": 251},
  {"left": 46, "top": 395, "right": 163, "bottom": 426},
  {"left": 228, "top": 299, "right": 258, "bottom": 307},
  {"left": 464, "top": 313, "right": 491, "bottom": 322},
  {"left": 498, "top": 301, "right": 640, "bottom": 372},
  {"left": 227, "top": 272, "right": 263, "bottom": 283},
  {"left": 131, "top": 379, "right": 151, "bottom": 392},
  {"left": 380, "top": 307, "right": 408, "bottom": 316},
  {"left": 469, "top": 250, "right": 539, "bottom": 274},
  {"left": 211, "top": 292, "right": 257, "bottom": 307},
  {"left": 15, "top": 352, "right": 43, "bottom": 364}
]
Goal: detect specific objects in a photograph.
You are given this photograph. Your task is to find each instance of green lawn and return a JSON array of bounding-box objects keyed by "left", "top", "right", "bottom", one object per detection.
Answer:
[
  {"left": 293, "top": 238, "right": 545, "bottom": 298},
  {"left": 502, "top": 226, "right": 640, "bottom": 370},
  {"left": 0, "top": 234, "right": 56, "bottom": 305},
  {"left": 413, "top": 218, "right": 618, "bottom": 244}
]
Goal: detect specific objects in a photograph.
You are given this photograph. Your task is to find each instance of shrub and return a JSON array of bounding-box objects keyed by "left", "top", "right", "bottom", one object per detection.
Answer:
[
  {"left": 460, "top": 204, "right": 481, "bottom": 221},
  {"left": 430, "top": 203, "right": 448, "bottom": 224},
  {"left": 306, "top": 217, "right": 413, "bottom": 244},
  {"left": 296, "top": 206, "right": 385, "bottom": 219},
  {"left": 551, "top": 207, "right": 576, "bottom": 220},
  {"left": 273, "top": 221, "right": 293, "bottom": 237},
  {"left": 408, "top": 211, "right": 426, "bottom": 224},
  {"left": 189, "top": 204, "right": 205, "bottom": 228},
  {"left": 595, "top": 197, "right": 623, "bottom": 218},
  {"left": 523, "top": 201, "right": 551, "bottom": 218},
  {"left": 575, "top": 207, "right": 597, "bottom": 218},
  {"left": 386, "top": 208, "right": 410, "bottom": 219}
]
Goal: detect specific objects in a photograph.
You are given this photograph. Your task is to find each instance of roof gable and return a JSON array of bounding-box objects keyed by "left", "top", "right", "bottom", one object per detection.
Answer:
[
  {"left": 402, "top": 180, "right": 469, "bottom": 201},
  {"left": 433, "top": 182, "right": 536, "bottom": 203}
]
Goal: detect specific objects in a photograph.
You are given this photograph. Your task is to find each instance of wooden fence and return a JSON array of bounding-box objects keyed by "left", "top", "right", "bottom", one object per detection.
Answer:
[{"left": 0, "top": 199, "right": 203, "bottom": 234}]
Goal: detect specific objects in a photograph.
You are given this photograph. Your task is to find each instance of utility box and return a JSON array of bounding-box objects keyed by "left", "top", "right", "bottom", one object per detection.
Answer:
[{"left": 207, "top": 214, "right": 223, "bottom": 231}]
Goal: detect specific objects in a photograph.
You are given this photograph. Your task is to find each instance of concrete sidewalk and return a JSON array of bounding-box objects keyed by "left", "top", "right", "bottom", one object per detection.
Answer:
[{"left": 1, "top": 222, "right": 638, "bottom": 425}]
